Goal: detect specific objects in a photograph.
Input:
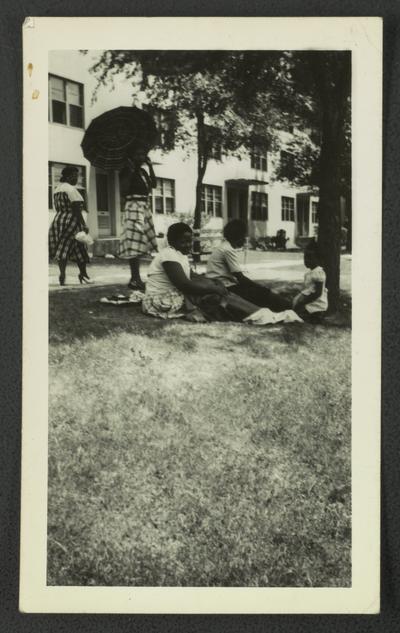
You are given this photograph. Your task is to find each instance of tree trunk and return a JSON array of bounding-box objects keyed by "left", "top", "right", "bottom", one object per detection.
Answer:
[
  {"left": 345, "top": 191, "right": 352, "bottom": 253},
  {"left": 317, "top": 104, "right": 342, "bottom": 313},
  {"left": 310, "top": 53, "right": 350, "bottom": 314},
  {"left": 192, "top": 111, "right": 208, "bottom": 263}
]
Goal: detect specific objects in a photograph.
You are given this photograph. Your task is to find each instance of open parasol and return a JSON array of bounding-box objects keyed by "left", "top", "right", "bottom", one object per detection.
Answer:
[{"left": 81, "top": 106, "right": 158, "bottom": 171}]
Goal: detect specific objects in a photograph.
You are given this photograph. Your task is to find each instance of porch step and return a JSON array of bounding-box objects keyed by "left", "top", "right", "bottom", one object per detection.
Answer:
[{"left": 93, "top": 238, "right": 120, "bottom": 257}]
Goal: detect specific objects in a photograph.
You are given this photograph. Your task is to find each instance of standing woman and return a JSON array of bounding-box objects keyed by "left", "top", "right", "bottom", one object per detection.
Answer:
[
  {"left": 119, "top": 152, "right": 158, "bottom": 291},
  {"left": 49, "top": 166, "right": 93, "bottom": 286}
]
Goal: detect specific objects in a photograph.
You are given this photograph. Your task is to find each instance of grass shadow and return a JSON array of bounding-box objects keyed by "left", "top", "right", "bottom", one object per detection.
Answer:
[{"left": 49, "top": 279, "right": 351, "bottom": 347}]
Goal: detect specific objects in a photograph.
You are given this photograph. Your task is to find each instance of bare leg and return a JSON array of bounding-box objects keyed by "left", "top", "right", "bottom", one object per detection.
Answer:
[
  {"left": 77, "top": 262, "right": 88, "bottom": 278},
  {"left": 229, "top": 283, "right": 292, "bottom": 312},
  {"left": 58, "top": 260, "right": 67, "bottom": 286},
  {"left": 129, "top": 257, "right": 145, "bottom": 290},
  {"left": 224, "top": 292, "right": 260, "bottom": 320}
]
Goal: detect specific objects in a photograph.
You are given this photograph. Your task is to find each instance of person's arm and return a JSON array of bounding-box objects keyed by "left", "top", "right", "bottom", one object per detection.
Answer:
[
  {"left": 295, "top": 281, "right": 324, "bottom": 307},
  {"left": 71, "top": 201, "right": 88, "bottom": 232},
  {"left": 144, "top": 158, "right": 157, "bottom": 188},
  {"left": 163, "top": 261, "right": 227, "bottom": 297},
  {"left": 232, "top": 270, "right": 263, "bottom": 289},
  {"left": 191, "top": 269, "right": 227, "bottom": 294},
  {"left": 221, "top": 249, "right": 261, "bottom": 288}
]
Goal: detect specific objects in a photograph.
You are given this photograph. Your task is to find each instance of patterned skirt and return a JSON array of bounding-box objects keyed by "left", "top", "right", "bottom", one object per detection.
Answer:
[
  {"left": 142, "top": 290, "right": 186, "bottom": 320},
  {"left": 142, "top": 290, "right": 235, "bottom": 322},
  {"left": 48, "top": 211, "right": 89, "bottom": 264},
  {"left": 119, "top": 198, "right": 158, "bottom": 259}
]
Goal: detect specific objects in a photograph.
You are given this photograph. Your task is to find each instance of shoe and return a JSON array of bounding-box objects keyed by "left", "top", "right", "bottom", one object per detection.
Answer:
[
  {"left": 59, "top": 274, "right": 65, "bottom": 286},
  {"left": 128, "top": 279, "right": 145, "bottom": 292},
  {"left": 78, "top": 274, "right": 95, "bottom": 285}
]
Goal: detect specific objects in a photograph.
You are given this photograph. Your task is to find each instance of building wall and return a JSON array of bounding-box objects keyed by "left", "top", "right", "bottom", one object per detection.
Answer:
[{"left": 49, "top": 50, "right": 318, "bottom": 250}]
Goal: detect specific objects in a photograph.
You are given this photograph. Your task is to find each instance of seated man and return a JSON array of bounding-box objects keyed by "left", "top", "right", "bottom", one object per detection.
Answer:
[
  {"left": 206, "top": 219, "right": 291, "bottom": 312},
  {"left": 143, "top": 222, "right": 260, "bottom": 322}
]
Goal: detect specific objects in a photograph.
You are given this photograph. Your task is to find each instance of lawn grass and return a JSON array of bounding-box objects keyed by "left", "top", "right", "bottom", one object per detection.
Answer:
[{"left": 48, "top": 283, "right": 351, "bottom": 587}]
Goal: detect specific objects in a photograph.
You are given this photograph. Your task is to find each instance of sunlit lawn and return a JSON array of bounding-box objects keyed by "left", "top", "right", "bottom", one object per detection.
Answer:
[{"left": 47, "top": 281, "right": 351, "bottom": 587}]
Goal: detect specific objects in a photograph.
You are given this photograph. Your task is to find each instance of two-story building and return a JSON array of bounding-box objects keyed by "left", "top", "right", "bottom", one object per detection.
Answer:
[{"left": 49, "top": 50, "right": 319, "bottom": 255}]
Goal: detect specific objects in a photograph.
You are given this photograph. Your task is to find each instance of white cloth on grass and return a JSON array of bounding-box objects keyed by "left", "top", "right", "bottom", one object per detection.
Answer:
[
  {"left": 100, "top": 291, "right": 144, "bottom": 306},
  {"left": 244, "top": 308, "right": 303, "bottom": 325}
]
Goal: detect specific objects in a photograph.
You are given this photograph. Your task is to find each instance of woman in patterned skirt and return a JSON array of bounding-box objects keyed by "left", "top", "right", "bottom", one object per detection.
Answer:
[
  {"left": 49, "top": 166, "right": 93, "bottom": 286},
  {"left": 119, "top": 152, "right": 158, "bottom": 291}
]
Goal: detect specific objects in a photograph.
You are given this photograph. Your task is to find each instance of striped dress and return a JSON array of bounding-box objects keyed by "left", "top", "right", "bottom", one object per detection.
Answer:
[{"left": 48, "top": 182, "right": 90, "bottom": 264}]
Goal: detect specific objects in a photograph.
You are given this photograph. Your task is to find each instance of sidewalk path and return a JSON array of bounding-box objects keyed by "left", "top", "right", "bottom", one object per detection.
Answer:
[{"left": 49, "top": 251, "right": 351, "bottom": 292}]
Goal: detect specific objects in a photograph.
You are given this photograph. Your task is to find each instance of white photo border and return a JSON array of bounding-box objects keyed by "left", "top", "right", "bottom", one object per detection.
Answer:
[{"left": 21, "top": 16, "right": 381, "bottom": 614}]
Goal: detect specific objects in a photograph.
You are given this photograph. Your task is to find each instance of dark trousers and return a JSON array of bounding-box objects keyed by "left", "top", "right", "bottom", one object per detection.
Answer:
[{"left": 228, "top": 282, "right": 292, "bottom": 313}]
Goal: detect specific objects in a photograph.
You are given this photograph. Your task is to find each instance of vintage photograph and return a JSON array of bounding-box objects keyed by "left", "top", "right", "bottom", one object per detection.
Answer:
[
  {"left": 47, "top": 48, "right": 351, "bottom": 587},
  {"left": 21, "top": 17, "right": 381, "bottom": 614}
]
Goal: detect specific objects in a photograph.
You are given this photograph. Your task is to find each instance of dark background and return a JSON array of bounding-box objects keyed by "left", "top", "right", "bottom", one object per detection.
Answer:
[{"left": 0, "top": 1, "right": 398, "bottom": 631}]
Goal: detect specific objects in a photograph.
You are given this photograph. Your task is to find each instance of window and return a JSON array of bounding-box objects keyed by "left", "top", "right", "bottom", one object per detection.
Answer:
[
  {"left": 146, "top": 107, "right": 176, "bottom": 150},
  {"left": 201, "top": 185, "right": 222, "bottom": 217},
  {"left": 48, "top": 162, "right": 87, "bottom": 209},
  {"left": 251, "top": 192, "right": 268, "bottom": 221},
  {"left": 280, "top": 150, "right": 295, "bottom": 178},
  {"left": 250, "top": 147, "right": 268, "bottom": 171},
  {"left": 49, "top": 75, "right": 84, "bottom": 128},
  {"left": 311, "top": 201, "right": 318, "bottom": 223},
  {"left": 281, "top": 196, "right": 295, "bottom": 222},
  {"left": 205, "top": 125, "right": 222, "bottom": 161},
  {"left": 151, "top": 178, "right": 175, "bottom": 214},
  {"left": 209, "top": 141, "right": 222, "bottom": 161}
]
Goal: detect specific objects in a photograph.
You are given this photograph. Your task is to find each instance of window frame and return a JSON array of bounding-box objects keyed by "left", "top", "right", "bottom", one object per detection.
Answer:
[
  {"left": 250, "top": 191, "right": 268, "bottom": 221},
  {"left": 250, "top": 147, "right": 268, "bottom": 172},
  {"left": 311, "top": 201, "right": 318, "bottom": 224},
  {"left": 280, "top": 150, "right": 295, "bottom": 177},
  {"left": 48, "top": 74, "right": 85, "bottom": 129},
  {"left": 151, "top": 177, "right": 176, "bottom": 214},
  {"left": 204, "top": 125, "right": 222, "bottom": 162},
  {"left": 281, "top": 196, "right": 295, "bottom": 222},
  {"left": 48, "top": 161, "right": 87, "bottom": 210},
  {"left": 201, "top": 184, "right": 223, "bottom": 217}
]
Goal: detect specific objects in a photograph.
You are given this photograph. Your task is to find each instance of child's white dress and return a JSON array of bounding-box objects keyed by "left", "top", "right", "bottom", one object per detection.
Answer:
[{"left": 302, "top": 266, "right": 328, "bottom": 313}]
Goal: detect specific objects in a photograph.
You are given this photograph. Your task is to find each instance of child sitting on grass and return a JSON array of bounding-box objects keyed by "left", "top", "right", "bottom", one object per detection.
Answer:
[
  {"left": 292, "top": 243, "right": 328, "bottom": 321},
  {"left": 143, "top": 222, "right": 260, "bottom": 322},
  {"left": 206, "top": 219, "right": 291, "bottom": 312}
]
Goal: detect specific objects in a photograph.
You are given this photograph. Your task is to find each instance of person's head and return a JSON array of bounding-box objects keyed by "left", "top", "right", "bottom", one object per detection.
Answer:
[
  {"left": 127, "top": 148, "right": 147, "bottom": 170},
  {"left": 60, "top": 166, "right": 79, "bottom": 186},
  {"left": 167, "top": 222, "right": 193, "bottom": 254},
  {"left": 223, "top": 219, "right": 248, "bottom": 248},
  {"left": 304, "top": 241, "right": 321, "bottom": 269}
]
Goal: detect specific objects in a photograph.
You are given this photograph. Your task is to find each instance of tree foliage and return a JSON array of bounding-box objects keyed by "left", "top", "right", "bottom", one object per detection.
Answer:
[
  {"left": 89, "top": 50, "right": 351, "bottom": 308},
  {"left": 89, "top": 50, "right": 285, "bottom": 256},
  {"left": 241, "top": 50, "right": 351, "bottom": 309}
]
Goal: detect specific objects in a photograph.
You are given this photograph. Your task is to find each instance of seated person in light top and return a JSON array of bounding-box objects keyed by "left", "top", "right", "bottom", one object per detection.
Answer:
[
  {"left": 143, "top": 222, "right": 260, "bottom": 322},
  {"left": 206, "top": 219, "right": 291, "bottom": 312},
  {"left": 292, "top": 243, "right": 328, "bottom": 320}
]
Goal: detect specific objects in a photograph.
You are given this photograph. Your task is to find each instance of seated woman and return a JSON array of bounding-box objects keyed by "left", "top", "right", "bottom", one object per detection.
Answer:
[
  {"left": 143, "top": 222, "right": 260, "bottom": 322},
  {"left": 206, "top": 219, "right": 291, "bottom": 312}
]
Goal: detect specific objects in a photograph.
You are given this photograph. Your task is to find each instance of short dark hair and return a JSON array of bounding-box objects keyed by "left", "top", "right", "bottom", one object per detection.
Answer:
[
  {"left": 305, "top": 239, "right": 322, "bottom": 263},
  {"left": 167, "top": 222, "right": 192, "bottom": 245},
  {"left": 223, "top": 219, "right": 247, "bottom": 242},
  {"left": 60, "top": 166, "right": 79, "bottom": 182}
]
